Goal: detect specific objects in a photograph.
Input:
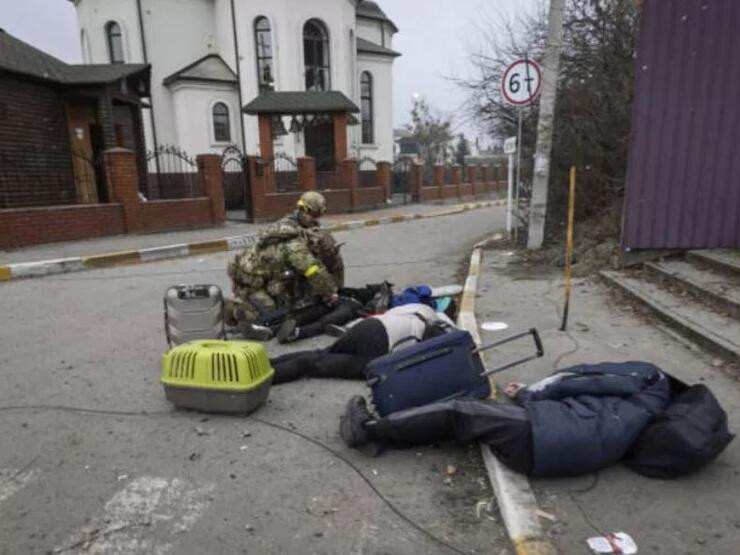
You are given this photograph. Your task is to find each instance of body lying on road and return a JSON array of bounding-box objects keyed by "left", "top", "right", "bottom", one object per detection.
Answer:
[
  {"left": 270, "top": 303, "right": 456, "bottom": 384},
  {"left": 339, "top": 361, "right": 733, "bottom": 479}
]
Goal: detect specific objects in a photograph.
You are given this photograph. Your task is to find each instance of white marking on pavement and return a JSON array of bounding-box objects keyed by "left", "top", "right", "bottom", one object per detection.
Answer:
[
  {"left": 53, "top": 476, "right": 214, "bottom": 554},
  {"left": 0, "top": 467, "right": 39, "bottom": 505},
  {"left": 481, "top": 321, "right": 509, "bottom": 331},
  {"left": 351, "top": 521, "right": 379, "bottom": 555}
]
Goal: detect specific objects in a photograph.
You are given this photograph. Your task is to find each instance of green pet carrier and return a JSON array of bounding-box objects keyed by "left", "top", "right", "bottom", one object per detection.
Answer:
[{"left": 162, "top": 340, "right": 274, "bottom": 414}]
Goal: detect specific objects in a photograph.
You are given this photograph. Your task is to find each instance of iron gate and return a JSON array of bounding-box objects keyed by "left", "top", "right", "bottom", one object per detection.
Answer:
[
  {"left": 221, "top": 145, "right": 252, "bottom": 220},
  {"left": 392, "top": 158, "right": 413, "bottom": 204}
]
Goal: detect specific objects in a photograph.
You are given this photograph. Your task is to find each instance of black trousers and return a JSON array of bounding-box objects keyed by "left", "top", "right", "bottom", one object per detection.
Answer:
[
  {"left": 293, "top": 301, "right": 363, "bottom": 341},
  {"left": 271, "top": 319, "right": 389, "bottom": 384},
  {"left": 371, "top": 398, "right": 534, "bottom": 475}
]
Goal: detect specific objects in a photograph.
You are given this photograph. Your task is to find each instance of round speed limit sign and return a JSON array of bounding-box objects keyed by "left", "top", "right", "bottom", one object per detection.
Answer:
[{"left": 501, "top": 59, "right": 542, "bottom": 106}]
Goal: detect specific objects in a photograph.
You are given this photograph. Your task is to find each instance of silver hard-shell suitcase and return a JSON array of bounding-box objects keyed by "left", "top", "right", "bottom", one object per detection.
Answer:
[{"left": 164, "top": 284, "right": 226, "bottom": 347}]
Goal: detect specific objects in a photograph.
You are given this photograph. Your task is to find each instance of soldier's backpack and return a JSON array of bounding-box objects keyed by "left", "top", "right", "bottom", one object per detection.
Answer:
[
  {"left": 624, "top": 382, "right": 734, "bottom": 478},
  {"left": 164, "top": 284, "right": 226, "bottom": 347}
]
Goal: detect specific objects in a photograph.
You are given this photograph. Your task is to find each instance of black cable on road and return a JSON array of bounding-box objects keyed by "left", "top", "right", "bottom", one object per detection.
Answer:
[{"left": 0, "top": 404, "right": 473, "bottom": 555}]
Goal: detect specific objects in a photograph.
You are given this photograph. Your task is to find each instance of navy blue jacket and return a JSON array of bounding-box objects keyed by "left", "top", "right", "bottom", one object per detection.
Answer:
[{"left": 516, "top": 361, "right": 671, "bottom": 477}]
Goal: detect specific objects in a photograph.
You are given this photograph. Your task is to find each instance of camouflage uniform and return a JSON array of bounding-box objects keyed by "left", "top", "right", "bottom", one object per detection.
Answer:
[
  {"left": 225, "top": 211, "right": 338, "bottom": 327},
  {"left": 306, "top": 228, "right": 345, "bottom": 288}
]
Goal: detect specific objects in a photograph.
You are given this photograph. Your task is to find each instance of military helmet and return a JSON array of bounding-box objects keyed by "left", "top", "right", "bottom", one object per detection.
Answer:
[{"left": 297, "top": 191, "right": 327, "bottom": 217}]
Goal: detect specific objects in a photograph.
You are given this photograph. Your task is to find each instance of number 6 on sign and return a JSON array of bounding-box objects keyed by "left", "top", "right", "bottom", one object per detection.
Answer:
[{"left": 501, "top": 59, "right": 542, "bottom": 106}]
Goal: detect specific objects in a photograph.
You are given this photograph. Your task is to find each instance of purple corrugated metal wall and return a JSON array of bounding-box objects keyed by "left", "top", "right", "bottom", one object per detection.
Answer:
[{"left": 623, "top": 0, "right": 740, "bottom": 250}]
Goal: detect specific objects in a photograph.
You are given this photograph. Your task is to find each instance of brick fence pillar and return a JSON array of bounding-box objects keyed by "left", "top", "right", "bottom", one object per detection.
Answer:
[
  {"left": 298, "top": 157, "right": 317, "bottom": 191},
  {"left": 104, "top": 148, "right": 141, "bottom": 232},
  {"left": 433, "top": 164, "right": 444, "bottom": 200},
  {"left": 452, "top": 165, "right": 462, "bottom": 199},
  {"left": 197, "top": 154, "right": 225, "bottom": 224},
  {"left": 411, "top": 162, "right": 424, "bottom": 202},
  {"left": 248, "top": 156, "right": 268, "bottom": 221},
  {"left": 377, "top": 161, "right": 391, "bottom": 201},
  {"left": 342, "top": 159, "right": 359, "bottom": 210},
  {"left": 467, "top": 165, "right": 477, "bottom": 196}
]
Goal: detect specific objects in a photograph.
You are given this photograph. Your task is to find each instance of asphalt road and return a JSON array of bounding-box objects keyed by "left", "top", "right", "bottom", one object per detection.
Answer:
[{"left": 0, "top": 207, "right": 511, "bottom": 555}]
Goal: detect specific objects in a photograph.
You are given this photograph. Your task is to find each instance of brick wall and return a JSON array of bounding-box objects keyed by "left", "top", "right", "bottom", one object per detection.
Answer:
[
  {"left": 441, "top": 185, "right": 458, "bottom": 199},
  {"left": 355, "top": 187, "right": 385, "bottom": 210},
  {"left": 140, "top": 199, "right": 213, "bottom": 232},
  {"left": 418, "top": 185, "right": 440, "bottom": 202},
  {"left": 0, "top": 73, "right": 76, "bottom": 208},
  {"left": 0, "top": 204, "right": 125, "bottom": 249},
  {"left": 0, "top": 148, "right": 225, "bottom": 249}
]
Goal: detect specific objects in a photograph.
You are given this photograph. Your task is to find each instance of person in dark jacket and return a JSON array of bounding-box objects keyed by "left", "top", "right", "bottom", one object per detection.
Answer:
[{"left": 340, "top": 361, "right": 671, "bottom": 477}]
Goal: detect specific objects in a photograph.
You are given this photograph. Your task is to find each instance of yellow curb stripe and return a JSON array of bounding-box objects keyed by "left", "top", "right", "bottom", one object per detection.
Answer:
[
  {"left": 459, "top": 293, "right": 476, "bottom": 314},
  {"left": 364, "top": 219, "right": 380, "bottom": 227},
  {"left": 83, "top": 251, "right": 142, "bottom": 268},
  {"left": 512, "top": 537, "right": 558, "bottom": 555},
  {"left": 0, "top": 266, "right": 11, "bottom": 281},
  {"left": 187, "top": 239, "right": 228, "bottom": 255},
  {"left": 390, "top": 215, "right": 405, "bottom": 223},
  {"left": 327, "top": 223, "right": 350, "bottom": 231}
]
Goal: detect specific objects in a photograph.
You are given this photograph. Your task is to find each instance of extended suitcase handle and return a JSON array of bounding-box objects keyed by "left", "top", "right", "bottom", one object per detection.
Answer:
[{"left": 476, "top": 328, "right": 544, "bottom": 377}]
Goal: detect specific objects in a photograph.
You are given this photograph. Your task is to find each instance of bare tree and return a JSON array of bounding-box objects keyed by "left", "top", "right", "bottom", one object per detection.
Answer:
[
  {"left": 407, "top": 98, "right": 454, "bottom": 167},
  {"left": 458, "top": 0, "right": 639, "bottom": 243}
]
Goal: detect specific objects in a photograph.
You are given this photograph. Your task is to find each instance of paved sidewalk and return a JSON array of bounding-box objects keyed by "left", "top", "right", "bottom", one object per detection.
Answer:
[
  {"left": 0, "top": 200, "right": 476, "bottom": 266},
  {"left": 475, "top": 246, "right": 740, "bottom": 554}
]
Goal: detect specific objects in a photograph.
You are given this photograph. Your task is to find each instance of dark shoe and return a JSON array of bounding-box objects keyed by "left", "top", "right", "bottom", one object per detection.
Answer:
[
  {"left": 276, "top": 318, "right": 300, "bottom": 344},
  {"left": 340, "top": 396, "right": 374, "bottom": 448},
  {"left": 238, "top": 321, "right": 273, "bottom": 341},
  {"left": 324, "top": 323, "right": 346, "bottom": 338}
]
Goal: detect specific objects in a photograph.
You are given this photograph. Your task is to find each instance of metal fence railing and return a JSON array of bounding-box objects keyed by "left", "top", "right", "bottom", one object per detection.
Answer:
[
  {"left": 146, "top": 145, "right": 200, "bottom": 200},
  {"left": 316, "top": 170, "right": 338, "bottom": 190},
  {"left": 271, "top": 152, "right": 300, "bottom": 193},
  {"left": 358, "top": 157, "right": 377, "bottom": 188}
]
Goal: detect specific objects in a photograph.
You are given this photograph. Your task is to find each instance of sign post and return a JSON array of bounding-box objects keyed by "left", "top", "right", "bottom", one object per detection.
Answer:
[
  {"left": 503, "top": 136, "right": 517, "bottom": 233},
  {"left": 501, "top": 57, "right": 542, "bottom": 239}
]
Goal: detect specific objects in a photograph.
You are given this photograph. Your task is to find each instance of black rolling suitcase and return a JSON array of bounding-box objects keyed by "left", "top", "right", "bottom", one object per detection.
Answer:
[{"left": 367, "top": 328, "right": 543, "bottom": 416}]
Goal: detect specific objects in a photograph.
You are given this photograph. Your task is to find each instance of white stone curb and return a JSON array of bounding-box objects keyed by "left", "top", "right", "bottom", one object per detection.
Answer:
[{"left": 457, "top": 242, "right": 557, "bottom": 555}]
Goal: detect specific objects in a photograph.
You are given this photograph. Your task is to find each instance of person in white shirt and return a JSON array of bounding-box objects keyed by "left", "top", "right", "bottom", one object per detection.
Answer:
[{"left": 271, "top": 303, "right": 456, "bottom": 384}]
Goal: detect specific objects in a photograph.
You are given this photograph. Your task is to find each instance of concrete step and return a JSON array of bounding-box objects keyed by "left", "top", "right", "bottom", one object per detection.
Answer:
[
  {"left": 601, "top": 270, "right": 740, "bottom": 362},
  {"left": 687, "top": 249, "right": 740, "bottom": 278},
  {"left": 645, "top": 259, "right": 740, "bottom": 319}
]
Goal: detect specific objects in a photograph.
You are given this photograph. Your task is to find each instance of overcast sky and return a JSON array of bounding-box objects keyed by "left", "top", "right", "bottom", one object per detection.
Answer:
[{"left": 1, "top": 0, "right": 538, "bottom": 141}]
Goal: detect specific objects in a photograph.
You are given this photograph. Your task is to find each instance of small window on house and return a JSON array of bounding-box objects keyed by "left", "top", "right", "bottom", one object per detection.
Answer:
[
  {"left": 105, "top": 21, "right": 124, "bottom": 64},
  {"left": 304, "top": 19, "right": 330, "bottom": 91},
  {"left": 254, "top": 17, "right": 274, "bottom": 92},
  {"left": 212, "top": 102, "right": 231, "bottom": 142},
  {"left": 360, "top": 71, "right": 373, "bottom": 144}
]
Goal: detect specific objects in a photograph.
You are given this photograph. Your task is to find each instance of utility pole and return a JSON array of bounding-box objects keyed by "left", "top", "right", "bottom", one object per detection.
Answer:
[{"left": 527, "top": 0, "right": 566, "bottom": 249}]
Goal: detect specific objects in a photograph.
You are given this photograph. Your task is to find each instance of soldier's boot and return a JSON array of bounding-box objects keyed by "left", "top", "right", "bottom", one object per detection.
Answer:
[
  {"left": 276, "top": 318, "right": 300, "bottom": 344},
  {"left": 234, "top": 304, "right": 273, "bottom": 341},
  {"left": 238, "top": 321, "right": 274, "bottom": 341}
]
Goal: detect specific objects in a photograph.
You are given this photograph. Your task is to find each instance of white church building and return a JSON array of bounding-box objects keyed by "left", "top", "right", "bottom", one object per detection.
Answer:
[{"left": 70, "top": 0, "right": 399, "bottom": 165}]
